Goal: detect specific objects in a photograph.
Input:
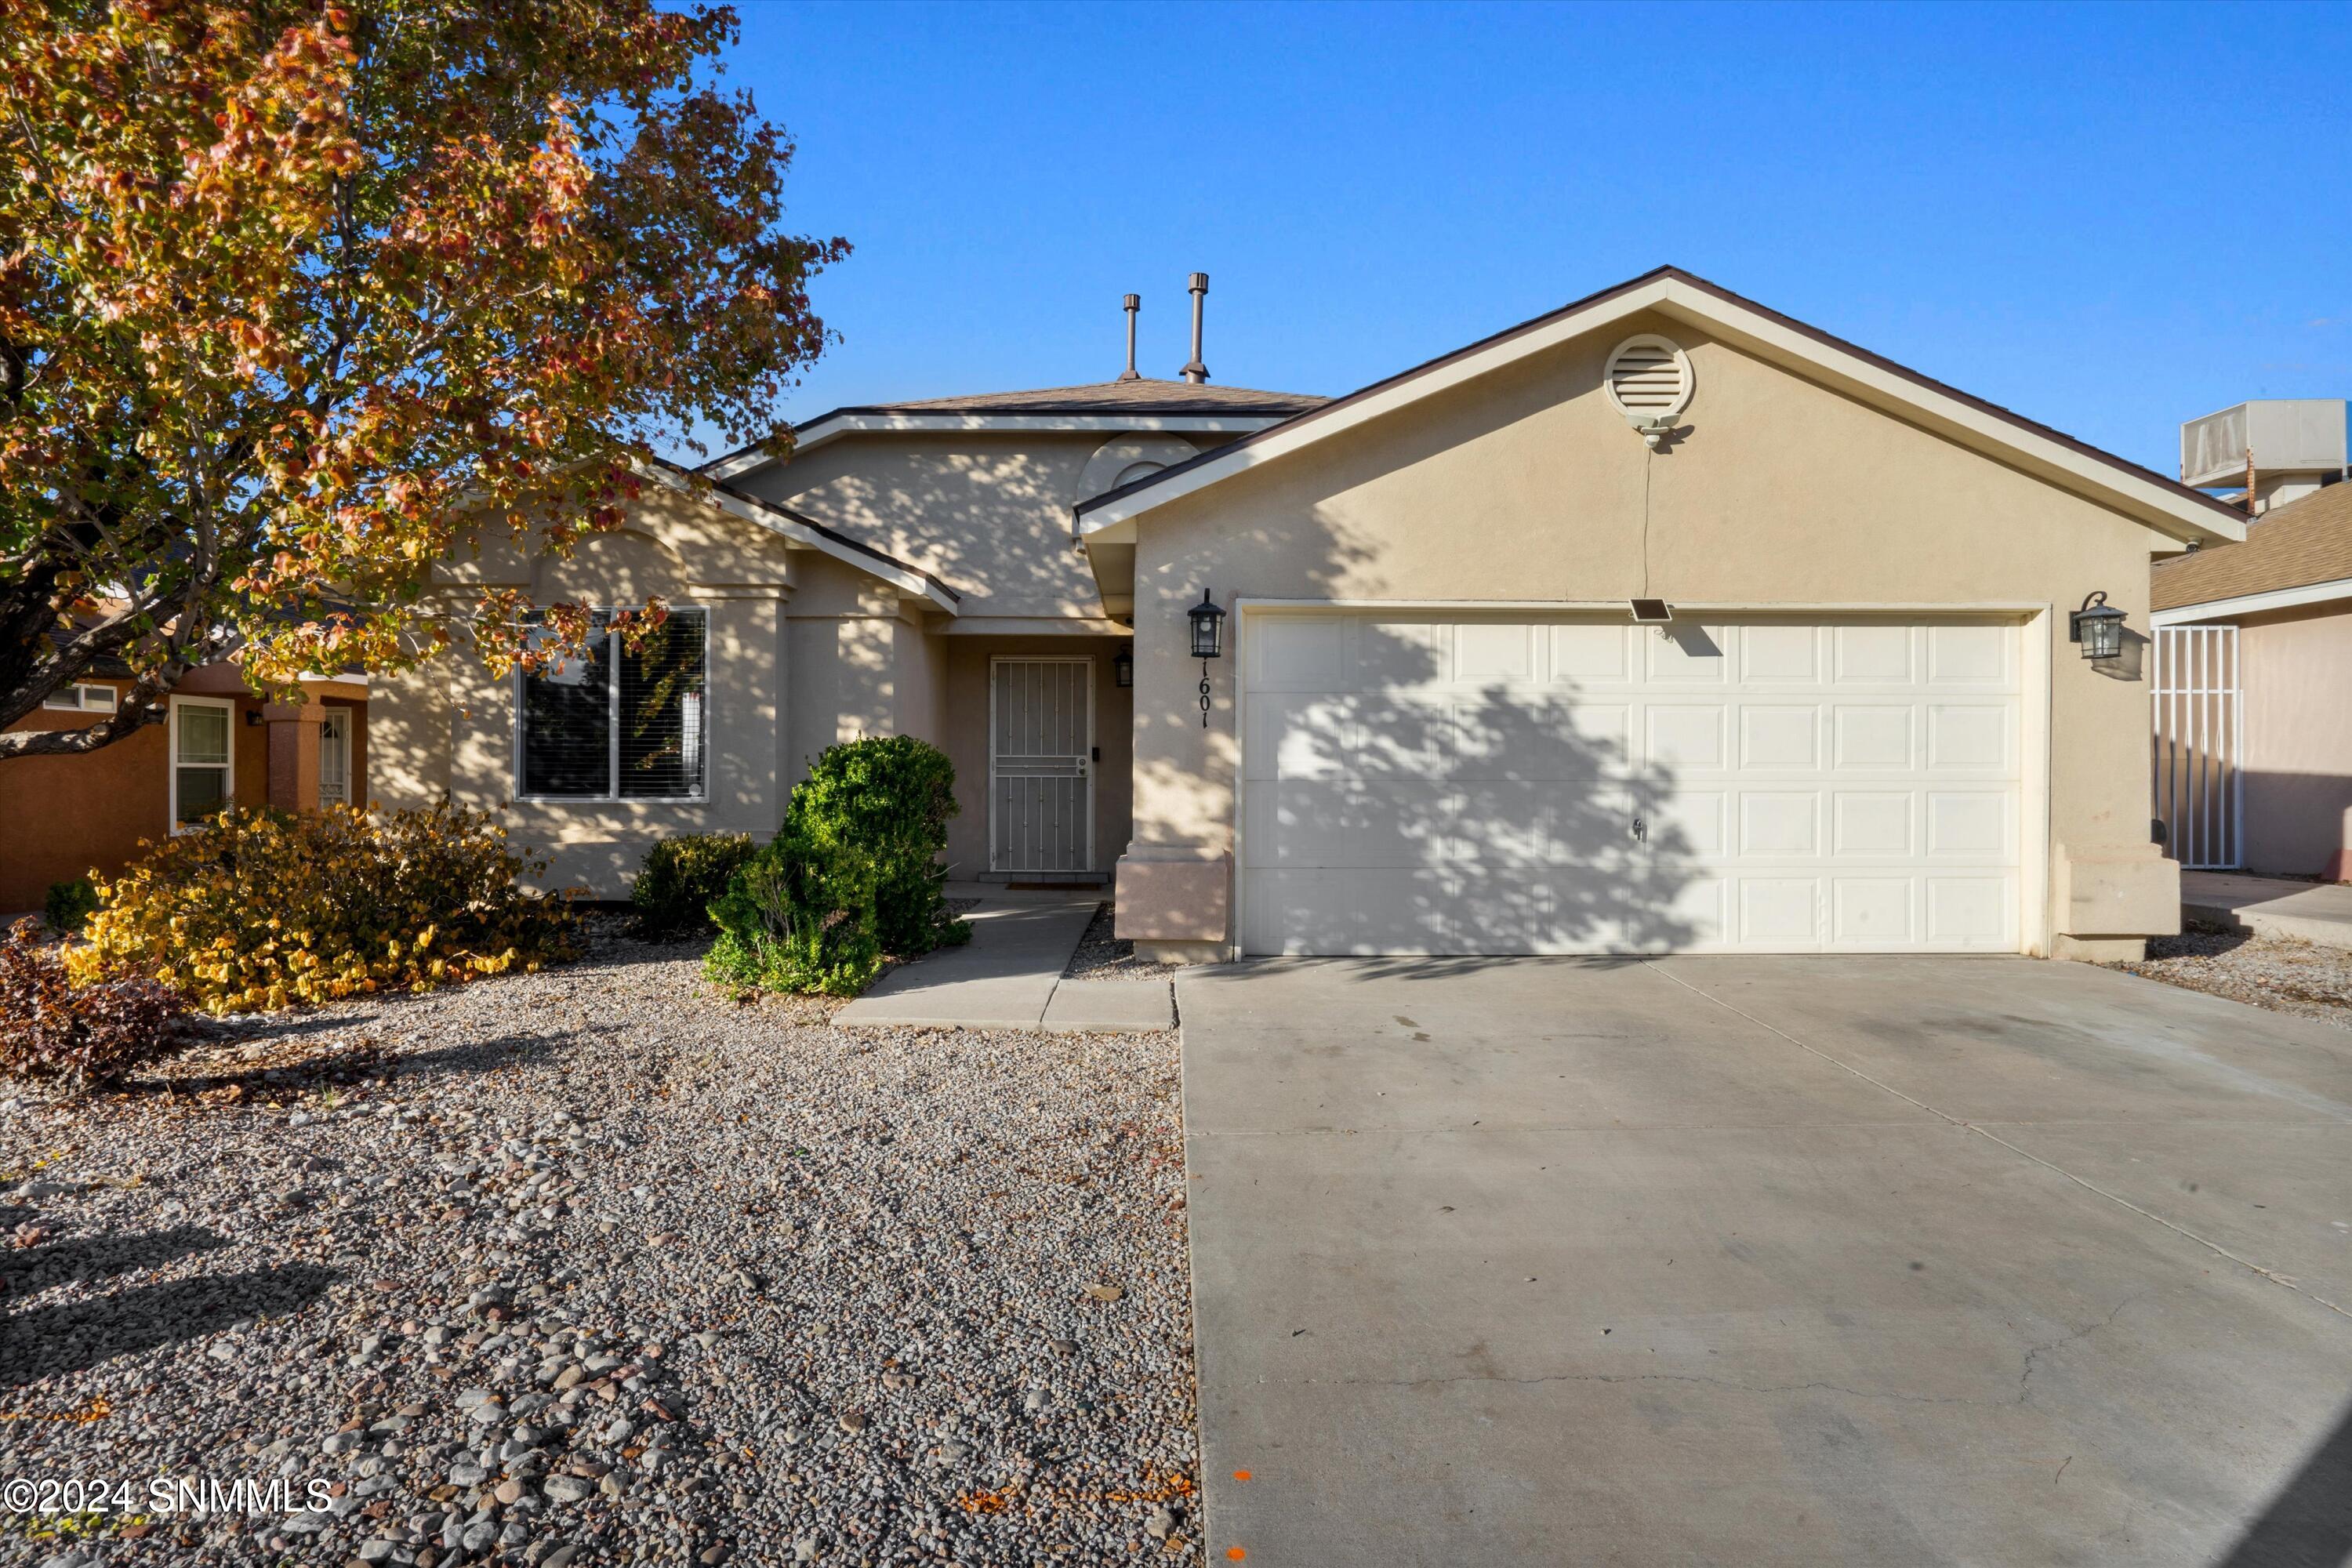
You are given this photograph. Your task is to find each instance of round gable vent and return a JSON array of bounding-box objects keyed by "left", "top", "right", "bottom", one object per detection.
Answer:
[{"left": 1603, "top": 334, "right": 1694, "bottom": 445}]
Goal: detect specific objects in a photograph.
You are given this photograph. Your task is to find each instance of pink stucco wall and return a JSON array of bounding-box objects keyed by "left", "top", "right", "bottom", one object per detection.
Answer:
[{"left": 2239, "top": 604, "right": 2352, "bottom": 880}]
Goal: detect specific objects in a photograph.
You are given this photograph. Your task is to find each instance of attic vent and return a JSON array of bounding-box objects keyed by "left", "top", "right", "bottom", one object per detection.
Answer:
[{"left": 1604, "top": 335, "right": 1694, "bottom": 447}]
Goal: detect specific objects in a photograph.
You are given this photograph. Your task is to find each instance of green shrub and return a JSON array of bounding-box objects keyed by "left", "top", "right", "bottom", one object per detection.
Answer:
[
  {"left": 71, "top": 803, "right": 578, "bottom": 1014},
  {"left": 632, "top": 833, "right": 757, "bottom": 936},
  {"left": 787, "top": 735, "right": 968, "bottom": 955},
  {"left": 44, "top": 877, "right": 98, "bottom": 935},
  {"left": 1, "top": 918, "right": 194, "bottom": 1089},
  {"left": 702, "top": 735, "right": 969, "bottom": 996},
  {"left": 704, "top": 823, "right": 883, "bottom": 996}
]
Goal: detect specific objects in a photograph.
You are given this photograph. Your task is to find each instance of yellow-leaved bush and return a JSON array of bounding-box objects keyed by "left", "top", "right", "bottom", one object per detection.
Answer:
[{"left": 69, "top": 803, "right": 579, "bottom": 1014}]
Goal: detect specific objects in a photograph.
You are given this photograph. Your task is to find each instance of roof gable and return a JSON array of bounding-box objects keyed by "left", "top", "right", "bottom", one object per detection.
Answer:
[
  {"left": 1073, "top": 267, "right": 2245, "bottom": 549},
  {"left": 636, "top": 459, "right": 960, "bottom": 612}
]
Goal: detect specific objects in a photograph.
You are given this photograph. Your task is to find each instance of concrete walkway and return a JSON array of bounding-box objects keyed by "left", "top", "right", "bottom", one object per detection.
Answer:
[
  {"left": 2183, "top": 869, "right": 2352, "bottom": 948},
  {"left": 834, "top": 892, "right": 1174, "bottom": 1033},
  {"left": 1180, "top": 955, "right": 2352, "bottom": 1566}
]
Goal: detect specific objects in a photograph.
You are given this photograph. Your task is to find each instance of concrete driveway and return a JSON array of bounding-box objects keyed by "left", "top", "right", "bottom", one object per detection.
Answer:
[{"left": 1177, "top": 956, "right": 2352, "bottom": 1566}]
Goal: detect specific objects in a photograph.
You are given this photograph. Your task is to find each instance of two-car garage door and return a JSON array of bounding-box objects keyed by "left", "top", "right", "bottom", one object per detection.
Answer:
[{"left": 1239, "top": 613, "right": 2024, "bottom": 955}]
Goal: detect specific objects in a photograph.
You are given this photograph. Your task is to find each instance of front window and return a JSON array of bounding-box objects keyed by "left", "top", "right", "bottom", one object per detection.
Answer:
[
  {"left": 516, "top": 608, "right": 708, "bottom": 800},
  {"left": 171, "top": 698, "right": 233, "bottom": 830}
]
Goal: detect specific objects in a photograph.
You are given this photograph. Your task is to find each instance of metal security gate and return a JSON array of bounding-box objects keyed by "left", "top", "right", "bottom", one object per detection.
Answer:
[
  {"left": 2152, "top": 625, "right": 2241, "bottom": 869},
  {"left": 989, "top": 657, "right": 1093, "bottom": 873}
]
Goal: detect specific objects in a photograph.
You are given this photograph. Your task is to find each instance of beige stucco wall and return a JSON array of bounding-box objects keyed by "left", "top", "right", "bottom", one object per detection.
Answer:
[
  {"left": 2238, "top": 604, "right": 2352, "bottom": 879},
  {"left": 372, "top": 481, "right": 951, "bottom": 898},
  {"left": 1121, "top": 312, "right": 2180, "bottom": 955},
  {"left": 731, "top": 430, "right": 1223, "bottom": 623}
]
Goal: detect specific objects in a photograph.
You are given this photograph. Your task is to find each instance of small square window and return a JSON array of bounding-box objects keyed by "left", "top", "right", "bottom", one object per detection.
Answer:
[{"left": 42, "top": 684, "right": 118, "bottom": 713}]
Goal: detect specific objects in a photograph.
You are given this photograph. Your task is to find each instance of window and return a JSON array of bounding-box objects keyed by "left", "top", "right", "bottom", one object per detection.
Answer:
[
  {"left": 169, "top": 697, "right": 234, "bottom": 831},
  {"left": 42, "top": 684, "right": 120, "bottom": 713},
  {"left": 516, "top": 608, "right": 707, "bottom": 800},
  {"left": 319, "top": 710, "right": 350, "bottom": 807}
]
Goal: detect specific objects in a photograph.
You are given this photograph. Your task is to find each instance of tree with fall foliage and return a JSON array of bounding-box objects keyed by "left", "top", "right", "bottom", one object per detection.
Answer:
[{"left": 0, "top": 0, "right": 845, "bottom": 756}]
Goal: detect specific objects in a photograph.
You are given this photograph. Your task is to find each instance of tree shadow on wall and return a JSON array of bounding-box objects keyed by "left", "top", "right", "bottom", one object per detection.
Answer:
[{"left": 1238, "top": 615, "right": 1703, "bottom": 962}]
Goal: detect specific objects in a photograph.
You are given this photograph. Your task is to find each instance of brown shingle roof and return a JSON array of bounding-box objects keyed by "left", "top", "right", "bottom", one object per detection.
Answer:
[
  {"left": 855, "top": 377, "right": 1324, "bottom": 416},
  {"left": 2152, "top": 482, "right": 2352, "bottom": 612}
]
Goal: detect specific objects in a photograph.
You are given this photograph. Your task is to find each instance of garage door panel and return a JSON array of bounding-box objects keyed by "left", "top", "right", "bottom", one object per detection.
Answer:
[
  {"left": 1248, "top": 615, "right": 1345, "bottom": 691},
  {"left": 1353, "top": 696, "right": 1450, "bottom": 776},
  {"left": 1549, "top": 622, "right": 1633, "bottom": 683},
  {"left": 1833, "top": 877, "right": 1916, "bottom": 945},
  {"left": 1646, "top": 788, "right": 1726, "bottom": 858},
  {"left": 1647, "top": 705, "right": 1729, "bottom": 770},
  {"left": 1452, "top": 622, "right": 1537, "bottom": 683},
  {"left": 1739, "top": 878, "right": 1823, "bottom": 944},
  {"left": 1647, "top": 623, "right": 1729, "bottom": 681},
  {"left": 1245, "top": 693, "right": 1352, "bottom": 781},
  {"left": 1834, "top": 623, "right": 1915, "bottom": 684},
  {"left": 1452, "top": 697, "right": 1628, "bottom": 780},
  {"left": 1242, "top": 614, "right": 2021, "bottom": 956},
  {"left": 1926, "top": 790, "right": 2013, "bottom": 857},
  {"left": 1927, "top": 876, "right": 2016, "bottom": 947},
  {"left": 1929, "top": 622, "right": 2013, "bottom": 685},
  {"left": 1832, "top": 705, "right": 1916, "bottom": 769},
  {"left": 1738, "top": 622, "right": 1823, "bottom": 683},
  {"left": 1738, "top": 704, "right": 1822, "bottom": 769},
  {"left": 1927, "top": 703, "right": 2016, "bottom": 771},
  {"left": 1738, "top": 791, "right": 1823, "bottom": 857},
  {"left": 1832, "top": 791, "right": 1914, "bottom": 856}
]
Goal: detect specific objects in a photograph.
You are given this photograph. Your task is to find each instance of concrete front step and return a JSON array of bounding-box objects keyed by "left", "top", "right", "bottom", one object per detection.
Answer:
[{"left": 2181, "top": 871, "right": 2352, "bottom": 949}]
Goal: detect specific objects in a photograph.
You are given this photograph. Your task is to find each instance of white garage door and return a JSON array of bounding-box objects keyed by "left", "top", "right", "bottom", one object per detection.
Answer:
[{"left": 1240, "top": 614, "right": 2023, "bottom": 955}]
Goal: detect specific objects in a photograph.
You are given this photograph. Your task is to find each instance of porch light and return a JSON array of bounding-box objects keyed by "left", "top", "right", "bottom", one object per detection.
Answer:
[
  {"left": 1187, "top": 589, "right": 1226, "bottom": 728},
  {"left": 2070, "top": 591, "right": 2127, "bottom": 662},
  {"left": 1112, "top": 649, "right": 1134, "bottom": 688},
  {"left": 1188, "top": 590, "right": 1226, "bottom": 660}
]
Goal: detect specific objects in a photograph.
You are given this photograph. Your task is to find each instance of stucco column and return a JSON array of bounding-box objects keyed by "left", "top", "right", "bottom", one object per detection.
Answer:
[{"left": 264, "top": 699, "right": 328, "bottom": 810}]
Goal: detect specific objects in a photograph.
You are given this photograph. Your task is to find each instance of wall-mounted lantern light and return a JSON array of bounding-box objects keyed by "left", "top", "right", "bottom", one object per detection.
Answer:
[
  {"left": 2069, "top": 591, "right": 2127, "bottom": 662},
  {"left": 1188, "top": 589, "right": 1226, "bottom": 727},
  {"left": 1112, "top": 649, "right": 1134, "bottom": 688}
]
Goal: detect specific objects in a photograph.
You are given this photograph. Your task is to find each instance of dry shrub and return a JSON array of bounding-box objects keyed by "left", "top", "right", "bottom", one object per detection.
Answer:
[
  {"left": 70, "top": 803, "right": 578, "bottom": 1014},
  {"left": 0, "top": 919, "right": 193, "bottom": 1087}
]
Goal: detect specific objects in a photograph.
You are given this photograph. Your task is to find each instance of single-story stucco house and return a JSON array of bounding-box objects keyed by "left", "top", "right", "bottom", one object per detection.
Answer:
[{"left": 373, "top": 267, "right": 2247, "bottom": 962}]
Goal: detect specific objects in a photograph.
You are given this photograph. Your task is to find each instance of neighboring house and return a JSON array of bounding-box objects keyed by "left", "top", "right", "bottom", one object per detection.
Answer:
[
  {"left": 2152, "top": 472, "right": 2352, "bottom": 882},
  {"left": 2, "top": 637, "right": 367, "bottom": 913},
  {"left": 376, "top": 266, "right": 2247, "bottom": 962}
]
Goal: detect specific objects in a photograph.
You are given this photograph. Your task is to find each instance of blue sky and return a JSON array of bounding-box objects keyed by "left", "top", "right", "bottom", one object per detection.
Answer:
[{"left": 693, "top": 0, "right": 2352, "bottom": 477}]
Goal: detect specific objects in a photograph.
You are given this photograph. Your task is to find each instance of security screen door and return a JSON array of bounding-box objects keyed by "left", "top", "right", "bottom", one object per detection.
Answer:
[{"left": 990, "top": 657, "right": 1093, "bottom": 873}]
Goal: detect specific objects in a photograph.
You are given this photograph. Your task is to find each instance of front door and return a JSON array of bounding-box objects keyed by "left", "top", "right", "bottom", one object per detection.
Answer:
[{"left": 990, "top": 657, "right": 1093, "bottom": 873}]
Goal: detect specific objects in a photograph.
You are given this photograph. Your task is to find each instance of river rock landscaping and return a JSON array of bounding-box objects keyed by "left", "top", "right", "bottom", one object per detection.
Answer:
[
  {"left": 0, "top": 921, "right": 1198, "bottom": 1567},
  {"left": 2111, "top": 927, "right": 2352, "bottom": 1031}
]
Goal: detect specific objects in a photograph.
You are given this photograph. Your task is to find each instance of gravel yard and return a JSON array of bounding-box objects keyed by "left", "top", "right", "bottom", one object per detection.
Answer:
[
  {"left": 0, "top": 923, "right": 1199, "bottom": 1567},
  {"left": 1060, "top": 909, "right": 1180, "bottom": 985},
  {"left": 2110, "top": 927, "right": 2352, "bottom": 1030}
]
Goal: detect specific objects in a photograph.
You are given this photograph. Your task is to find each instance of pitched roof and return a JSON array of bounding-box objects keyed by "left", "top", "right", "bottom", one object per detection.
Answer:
[
  {"left": 2152, "top": 482, "right": 2352, "bottom": 612},
  {"left": 636, "top": 459, "right": 960, "bottom": 611},
  {"left": 1073, "top": 266, "right": 2246, "bottom": 549},
  {"left": 861, "top": 378, "right": 1325, "bottom": 416},
  {"left": 698, "top": 379, "right": 1323, "bottom": 481}
]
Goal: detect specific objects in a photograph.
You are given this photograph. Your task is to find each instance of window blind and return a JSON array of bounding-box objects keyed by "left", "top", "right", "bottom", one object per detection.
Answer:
[{"left": 517, "top": 608, "right": 706, "bottom": 800}]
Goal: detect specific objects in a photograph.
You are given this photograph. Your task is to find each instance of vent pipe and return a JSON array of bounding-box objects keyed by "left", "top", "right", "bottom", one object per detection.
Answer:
[
  {"left": 1116, "top": 293, "right": 1141, "bottom": 382},
  {"left": 1181, "top": 272, "right": 1209, "bottom": 384}
]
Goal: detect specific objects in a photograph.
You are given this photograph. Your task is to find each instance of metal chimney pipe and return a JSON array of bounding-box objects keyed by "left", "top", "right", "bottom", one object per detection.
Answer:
[
  {"left": 1117, "top": 293, "right": 1142, "bottom": 382},
  {"left": 1181, "top": 272, "right": 1209, "bottom": 384}
]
